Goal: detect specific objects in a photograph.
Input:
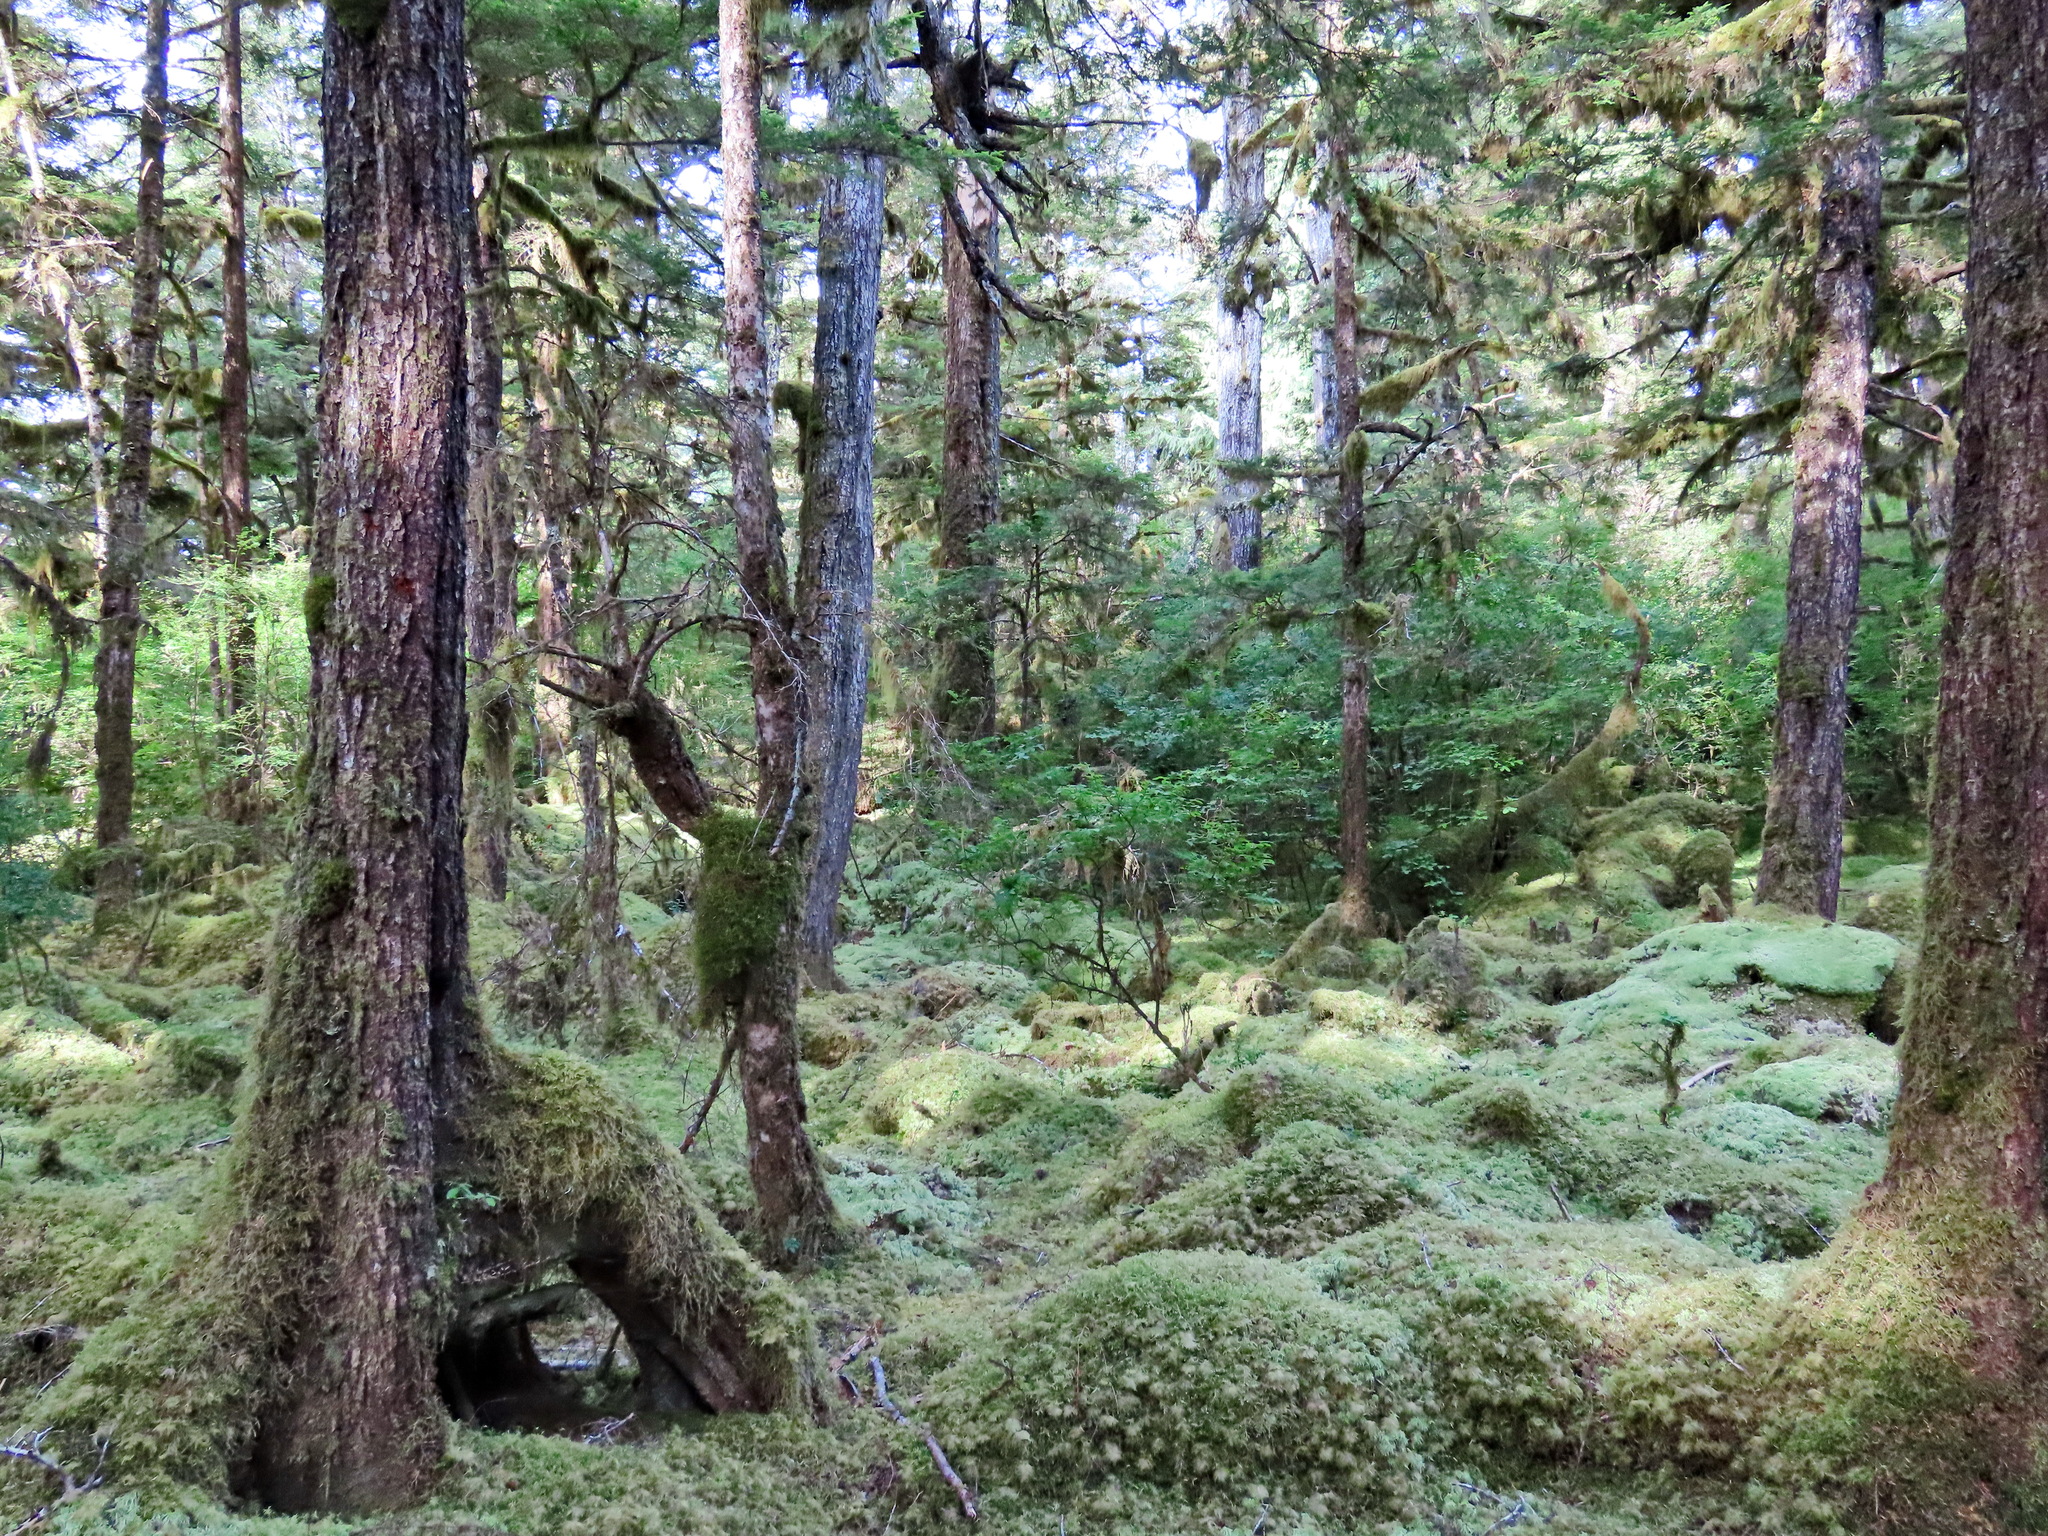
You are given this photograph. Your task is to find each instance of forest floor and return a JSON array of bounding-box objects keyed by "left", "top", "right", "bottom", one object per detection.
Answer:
[{"left": 0, "top": 798, "right": 1927, "bottom": 1536}]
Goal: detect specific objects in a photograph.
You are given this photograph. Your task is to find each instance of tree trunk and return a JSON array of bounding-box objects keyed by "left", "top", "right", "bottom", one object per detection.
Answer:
[
  {"left": 1306, "top": 191, "right": 1338, "bottom": 457},
  {"left": 578, "top": 721, "right": 626, "bottom": 1042},
  {"left": 214, "top": 0, "right": 261, "bottom": 825},
  {"left": 1753, "top": 0, "right": 1883, "bottom": 918},
  {"left": 721, "top": 0, "right": 839, "bottom": 1263},
  {"left": 464, "top": 178, "right": 517, "bottom": 898},
  {"left": 94, "top": 0, "right": 171, "bottom": 915},
  {"left": 932, "top": 173, "right": 1000, "bottom": 739},
  {"left": 795, "top": 1, "right": 886, "bottom": 986},
  {"left": 1867, "top": 0, "right": 2048, "bottom": 1481},
  {"left": 1329, "top": 155, "right": 1375, "bottom": 942},
  {"left": 527, "top": 335, "right": 577, "bottom": 778},
  {"left": 228, "top": 0, "right": 475, "bottom": 1506},
  {"left": 1215, "top": 82, "right": 1265, "bottom": 572}
]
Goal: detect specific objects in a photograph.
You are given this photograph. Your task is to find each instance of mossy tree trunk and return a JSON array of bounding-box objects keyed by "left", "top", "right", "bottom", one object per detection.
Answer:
[
  {"left": 228, "top": 0, "right": 476, "bottom": 1506},
  {"left": 1214, "top": 55, "right": 1265, "bottom": 573},
  {"left": 1753, "top": 0, "right": 1883, "bottom": 919},
  {"left": 215, "top": 0, "right": 263, "bottom": 826},
  {"left": 1869, "top": 0, "right": 2048, "bottom": 1481},
  {"left": 464, "top": 171, "right": 517, "bottom": 900},
  {"left": 933, "top": 171, "right": 1001, "bottom": 738},
  {"left": 1327, "top": 129, "right": 1375, "bottom": 944},
  {"left": 795, "top": 1, "right": 886, "bottom": 988},
  {"left": 720, "top": 0, "right": 841, "bottom": 1264},
  {"left": 93, "top": 0, "right": 170, "bottom": 915}
]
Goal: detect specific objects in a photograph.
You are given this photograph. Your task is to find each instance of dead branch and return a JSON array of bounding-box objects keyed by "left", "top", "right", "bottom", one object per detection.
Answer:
[{"left": 869, "top": 1353, "right": 978, "bottom": 1520}]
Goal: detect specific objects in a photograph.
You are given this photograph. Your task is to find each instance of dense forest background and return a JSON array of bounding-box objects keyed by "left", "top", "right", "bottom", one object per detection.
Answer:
[{"left": 6, "top": 0, "right": 2046, "bottom": 1528}]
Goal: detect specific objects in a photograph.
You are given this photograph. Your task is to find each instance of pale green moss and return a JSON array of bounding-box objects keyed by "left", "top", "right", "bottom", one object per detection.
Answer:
[{"left": 922, "top": 1250, "right": 1430, "bottom": 1508}]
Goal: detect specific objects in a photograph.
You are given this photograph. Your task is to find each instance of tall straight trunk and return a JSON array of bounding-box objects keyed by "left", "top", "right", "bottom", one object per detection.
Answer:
[
  {"left": 795, "top": 0, "right": 886, "bottom": 985},
  {"left": 1753, "top": 0, "right": 1883, "bottom": 918},
  {"left": 1215, "top": 82, "right": 1265, "bottom": 571},
  {"left": 1306, "top": 193, "right": 1338, "bottom": 457},
  {"left": 527, "top": 336, "right": 576, "bottom": 777},
  {"left": 1329, "top": 154, "right": 1374, "bottom": 941},
  {"left": 229, "top": 0, "right": 474, "bottom": 1507},
  {"left": 932, "top": 173, "right": 1000, "bottom": 738},
  {"left": 94, "top": 0, "right": 171, "bottom": 913},
  {"left": 721, "top": 0, "right": 838, "bottom": 1262},
  {"left": 1866, "top": 0, "right": 2048, "bottom": 1478},
  {"left": 464, "top": 179, "right": 516, "bottom": 897},
  {"left": 217, "top": 0, "right": 261, "bottom": 824}
]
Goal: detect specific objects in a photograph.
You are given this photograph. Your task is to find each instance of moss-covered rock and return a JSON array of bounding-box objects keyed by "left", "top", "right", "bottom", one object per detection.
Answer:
[
  {"left": 1107, "top": 1120, "right": 1426, "bottom": 1259},
  {"left": 1217, "top": 1053, "right": 1390, "bottom": 1149},
  {"left": 923, "top": 1250, "right": 1429, "bottom": 1507},
  {"left": 1731, "top": 1041, "right": 1897, "bottom": 1127}
]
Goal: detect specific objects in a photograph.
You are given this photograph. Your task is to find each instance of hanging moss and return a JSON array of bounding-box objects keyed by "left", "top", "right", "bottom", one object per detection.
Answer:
[{"left": 691, "top": 811, "right": 796, "bottom": 1015}]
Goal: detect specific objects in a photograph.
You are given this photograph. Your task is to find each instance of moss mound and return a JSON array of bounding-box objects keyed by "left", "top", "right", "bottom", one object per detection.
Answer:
[
  {"left": 923, "top": 1249, "right": 1429, "bottom": 1509},
  {"left": 1107, "top": 1120, "right": 1426, "bottom": 1259},
  {"left": 1217, "top": 1053, "right": 1390, "bottom": 1149}
]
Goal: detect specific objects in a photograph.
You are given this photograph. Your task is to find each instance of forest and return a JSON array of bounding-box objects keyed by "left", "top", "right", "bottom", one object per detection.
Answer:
[{"left": 0, "top": 0, "right": 2042, "bottom": 1526}]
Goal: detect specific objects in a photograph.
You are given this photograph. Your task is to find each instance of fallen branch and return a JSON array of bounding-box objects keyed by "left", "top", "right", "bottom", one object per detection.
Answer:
[
  {"left": 1, "top": 1431, "right": 107, "bottom": 1504},
  {"left": 870, "top": 1353, "right": 978, "bottom": 1520},
  {"left": 1681, "top": 1059, "right": 1734, "bottom": 1091}
]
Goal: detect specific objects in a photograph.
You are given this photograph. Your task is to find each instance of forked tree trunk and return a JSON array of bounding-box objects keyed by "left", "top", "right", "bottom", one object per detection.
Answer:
[
  {"left": 1215, "top": 78, "right": 1265, "bottom": 571},
  {"left": 216, "top": 0, "right": 260, "bottom": 824},
  {"left": 795, "top": 0, "right": 887, "bottom": 985},
  {"left": 1328, "top": 148, "right": 1375, "bottom": 942},
  {"left": 721, "top": 0, "right": 839, "bottom": 1262},
  {"left": 228, "top": 0, "right": 475, "bottom": 1506},
  {"left": 464, "top": 174, "right": 517, "bottom": 899},
  {"left": 932, "top": 173, "right": 1001, "bottom": 739},
  {"left": 1869, "top": 0, "right": 2048, "bottom": 1480},
  {"left": 1753, "top": 0, "right": 1884, "bottom": 918},
  {"left": 94, "top": 0, "right": 170, "bottom": 914}
]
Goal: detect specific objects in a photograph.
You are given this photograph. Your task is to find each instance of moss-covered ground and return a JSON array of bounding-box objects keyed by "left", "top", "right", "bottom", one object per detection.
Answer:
[{"left": 2, "top": 805, "right": 1939, "bottom": 1535}]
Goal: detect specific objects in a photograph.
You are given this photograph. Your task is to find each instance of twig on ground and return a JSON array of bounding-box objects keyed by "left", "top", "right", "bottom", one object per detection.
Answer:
[
  {"left": 1548, "top": 1181, "right": 1575, "bottom": 1221},
  {"left": 1707, "top": 1329, "right": 1746, "bottom": 1372},
  {"left": 869, "top": 1353, "right": 978, "bottom": 1520},
  {"left": 1681, "top": 1059, "right": 1735, "bottom": 1091}
]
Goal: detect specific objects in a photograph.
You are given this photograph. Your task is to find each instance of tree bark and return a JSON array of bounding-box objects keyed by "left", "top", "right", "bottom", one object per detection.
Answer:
[
  {"left": 1753, "top": 0, "right": 1884, "bottom": 918},
  {"left": 1215, "top": 80, "right": 1265, "bottom": 572},
  {"left": 527, "top": 334, "right": 577, "bottom": 776},
  {"left": 1868, "top": 0, "right": 2048, "bottom": 1477},
  {"left": 464, "top": 176, "right": 517, "bottom": 898},
  {"left": 1329, "top": 150, "right": 1375, "bottom": 942},
  {"left": 721, "top": 0, "right": 839, "bottom": 1263},
  {"left": 94, "top": 0, "right": 171, "bottom": 914},
  {"left": 214, "top": 0, "right": 261, "bottom": 824},
  {"left": 229, "top": 0, "right": 475, "bottom": 1506},
  {"left": 795, "top": 1, "right": 886, "bottom": 986},
  {"left": 932, "top": 172, "right": 1001, "bottom": 739}
]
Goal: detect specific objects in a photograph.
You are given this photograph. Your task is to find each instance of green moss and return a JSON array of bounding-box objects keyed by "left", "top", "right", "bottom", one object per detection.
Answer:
[
  {"left": 0, "top": 1006, "right": 134, "bottom": 1114},
  {"left": 1217, "top": 1054, "right": 1390, "bottom": 1149},
  {"left": 692, "top": 811, "right": 795, "bottom": 1014},
  {"left": 1626, "top": 918, "right": 1898, "bottom": 996},
  {"left": 1730, "top": 1041, "right": 1897, "bottom": 1127},
  {"left": 922, "top": 1250, "right": 1430, "bottom": 1508},
  {"left": 300, "top": 859, "right": 352, "bottom": 925},
  {"left": 1107, "top": 1120, "right": 1427, "bottom": 1260},
  {"left": 300, "top": 573, "right": 336, "bottom": 637}
]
